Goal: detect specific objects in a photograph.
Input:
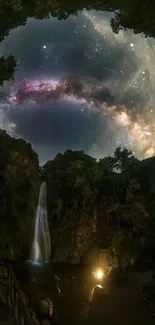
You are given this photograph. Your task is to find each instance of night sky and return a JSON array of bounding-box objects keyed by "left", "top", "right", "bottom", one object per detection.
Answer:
[{"left": 0, "top": 10, "right": 155, "bottom": 164}]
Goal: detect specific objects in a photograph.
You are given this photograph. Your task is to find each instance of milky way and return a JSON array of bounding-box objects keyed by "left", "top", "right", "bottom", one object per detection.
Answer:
[
  {"left": 1, "top": 10, "right": 155, "bottom": 162},
  {"left": 3, "top": 74, "right": 155, "bottom": 159}
]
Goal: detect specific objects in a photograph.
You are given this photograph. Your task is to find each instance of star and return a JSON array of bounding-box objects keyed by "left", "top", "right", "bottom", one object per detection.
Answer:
[{"left": 1, "top": 10, "right": 155, "bottom": 163}]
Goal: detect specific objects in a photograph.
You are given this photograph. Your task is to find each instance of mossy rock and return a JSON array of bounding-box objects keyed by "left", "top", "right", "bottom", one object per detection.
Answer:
[
  {"left": 20, "top": 290, "right": 28, "bottom": 305},
  {"left": 0, "top": 266, "right": 8, "bottom": 279},
  {"left": 38, "top": 298, "right": 53, "bottom": 316}
]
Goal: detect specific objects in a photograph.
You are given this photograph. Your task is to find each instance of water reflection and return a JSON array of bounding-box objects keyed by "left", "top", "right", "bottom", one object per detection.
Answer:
[{"left": 13, "top": 262, "right": 107, "bottom": 323}]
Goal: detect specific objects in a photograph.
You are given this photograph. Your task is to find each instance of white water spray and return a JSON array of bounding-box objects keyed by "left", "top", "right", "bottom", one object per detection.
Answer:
[{"left": 31, "top": 182, "right": 51, "bottom": 263}]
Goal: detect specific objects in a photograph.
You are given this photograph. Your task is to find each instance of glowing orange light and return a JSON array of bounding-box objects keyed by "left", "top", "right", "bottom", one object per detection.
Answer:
[{"left": 93, "top": 268, "right": 105, "bottom": 280}]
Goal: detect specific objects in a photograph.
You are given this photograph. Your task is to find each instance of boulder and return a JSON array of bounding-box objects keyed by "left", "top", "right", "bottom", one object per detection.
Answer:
[
  {"left": 0, "top": 265, "right": 8, "bottom": 279},
  {"left": 37, "top": 298, "right": 53, "bottom": 316},
  {"left": 0, "top": 286, "right": 7, "bottom": 305},
  {"left": 108, "top": 267, "right": 129, "bottom": 286},
  {"left": 41, "top": 320, "right": 50, "bottom": 325},
  {"left": 20, "top": 290, "right": 28, "bottom": 305},
  {"left": 28, "top": 307, "right": 40, "bottom": 325}
]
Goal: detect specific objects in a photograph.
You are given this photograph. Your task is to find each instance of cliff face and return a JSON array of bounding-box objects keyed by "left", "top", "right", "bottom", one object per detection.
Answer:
[
  {"left": 43, "top": 150, "right": 97, "bottom": 264},
  {"left": 0, "top": 130, "right": 40, "bottom": 260},
  {"left": 1, "top": 131, "right": 155, "bottom": 267}
]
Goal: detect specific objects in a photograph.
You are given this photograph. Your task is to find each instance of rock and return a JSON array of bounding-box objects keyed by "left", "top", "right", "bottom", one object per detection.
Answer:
[
  {"left": 41, "top": 320, "right": 50, "bottom": 325},
  {"left": 20, "top": 290, "right": 28, "bottom": 305},
  {"left": 79, "top": 301, "right": 85, "bottom": 306},
  {"left": 0, "top": 287, "right": 7, "bottom": 305},
  {"left": 56, "top": 284, "right": 61, "bottom": 293},
  {"left": 80, "top": 245, "right": 100, "bottom": 265},
  {"left": 38, "top": 298, "right": 53, "bottom": 316},
  {"left": 28, "top": 307, "right": 40, "bottom": 325}
]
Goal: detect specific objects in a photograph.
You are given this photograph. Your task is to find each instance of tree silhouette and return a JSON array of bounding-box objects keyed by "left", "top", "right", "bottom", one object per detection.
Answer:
[
  {"left": 0, "top": 0, "right": 155, "bottom": 84},
  {"left": 0, "top": 0, "right": 155, "bottom": 41},
  {"left": 0, "top": 55, "right": 17, "bottom": 86}
]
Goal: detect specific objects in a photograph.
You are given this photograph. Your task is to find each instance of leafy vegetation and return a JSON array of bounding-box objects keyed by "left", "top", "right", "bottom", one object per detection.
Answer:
[
  {"left": 0, "top": 129, "right": 155, "bottom": 268},
  {"left": 42, "top": 148, "right": 155, "bottom": 268},
  {"left": 0, "top": 129, "right": 40, "bottom": 260}
]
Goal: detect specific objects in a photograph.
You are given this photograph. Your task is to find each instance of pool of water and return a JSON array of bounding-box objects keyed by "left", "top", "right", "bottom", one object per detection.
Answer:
[
  {"left": 13, "top": 262, "right": 101, "bottom": 324},
  {"left": 12, "top": 262, "right": 155, "bottom": 325}
]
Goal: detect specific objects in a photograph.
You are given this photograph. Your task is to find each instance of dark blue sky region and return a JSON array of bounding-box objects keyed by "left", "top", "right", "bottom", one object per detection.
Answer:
[{"left": 0, "top": 10, "right": 155, "bottom": 163}]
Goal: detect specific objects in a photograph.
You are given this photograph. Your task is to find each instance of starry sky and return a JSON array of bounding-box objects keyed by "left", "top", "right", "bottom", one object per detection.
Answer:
[{"left": 0, "top": 10, "right": 155, "bottom": 164}]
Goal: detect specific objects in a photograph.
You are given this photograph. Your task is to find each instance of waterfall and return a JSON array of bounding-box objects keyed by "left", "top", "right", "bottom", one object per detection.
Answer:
[{"left": 31, "top": 182, "right": 51, "bottom": 263}]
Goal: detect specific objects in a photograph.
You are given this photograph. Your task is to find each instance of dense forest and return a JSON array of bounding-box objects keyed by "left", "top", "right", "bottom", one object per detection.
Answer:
[
  {"left": 0, "top": 0, "right": 155, "bottom": 86},
  {"left": 42, "top": 148, "right": 155, "bottom": 269},
  {"left": 0, "top": 129, "right": 40, "bottom": 260},
  {"left": 1, "top": 129, "right": 155, "bottom": 270}
]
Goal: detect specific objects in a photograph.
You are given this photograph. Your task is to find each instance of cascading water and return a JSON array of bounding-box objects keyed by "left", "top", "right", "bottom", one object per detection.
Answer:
[{"left": 31, "top": 182, "right": 51, "bottom": 263}]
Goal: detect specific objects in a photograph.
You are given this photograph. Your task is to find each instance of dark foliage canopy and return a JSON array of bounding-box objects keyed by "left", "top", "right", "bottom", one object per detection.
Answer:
[{"left": 0, "top": 0, "right": 155, "bottom": 84}]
